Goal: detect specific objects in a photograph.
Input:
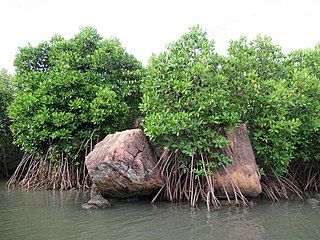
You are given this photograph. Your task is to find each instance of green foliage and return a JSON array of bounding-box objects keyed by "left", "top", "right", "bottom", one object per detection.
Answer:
[
  {"left": 9, "top": 27, "right": 142, "bottom": 162},
  {"left": 0, "top": 69, "right": 21, "bottom": 176},
  {"left": 0, "top": 69, "right": 13, "bottom": 155},
  {"left": 141, "top": 26, "right": 238, "bottom": 171},
  {"left": 141, "top": 27, "right": 320, "bottom": 176},
  {"left": 287, "top": 44, "right": 320, "bottom": 79},
  {"left": 286, "top": 47, "right": 320, "bottom": 164},
  {"left": 5, "top": 24, "right": 320, "bottom": 180},
  {"left": 225, "top": 36, "right": 320, "bottom": 174}
]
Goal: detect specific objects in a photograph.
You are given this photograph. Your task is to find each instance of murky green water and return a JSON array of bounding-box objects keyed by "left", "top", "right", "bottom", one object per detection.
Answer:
[{"left": 0, "top": 180, "right": 319, "bottom": 240}]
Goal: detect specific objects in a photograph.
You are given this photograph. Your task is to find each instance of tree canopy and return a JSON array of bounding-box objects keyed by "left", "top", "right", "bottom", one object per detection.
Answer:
[
  {"left": 9, "top": 27, "right": 142, "bottom": 163},
  {"left": 141, "top": 26, "right": 320, "bottom": 176},
  {"left": 141, "top": 26, "right": 238, "bottom": 174}
]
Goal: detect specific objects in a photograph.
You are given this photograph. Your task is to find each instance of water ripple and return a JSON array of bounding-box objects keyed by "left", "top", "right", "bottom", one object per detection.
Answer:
[{"left": 0, "top": 181, "right": 319, "bottom": 240}]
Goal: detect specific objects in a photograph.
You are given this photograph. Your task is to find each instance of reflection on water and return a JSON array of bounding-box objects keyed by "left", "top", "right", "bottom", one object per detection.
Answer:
[{"left": 0, "top": 180, "right": 319, "bottom": 240}]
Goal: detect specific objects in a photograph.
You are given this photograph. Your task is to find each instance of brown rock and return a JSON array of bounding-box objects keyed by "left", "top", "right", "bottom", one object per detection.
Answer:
[
  {"left": 85, "top": 129, "right": 164, "bottom": 198},
  {"left": 212, "top": 124, "right": 262, "bottom": 198}
]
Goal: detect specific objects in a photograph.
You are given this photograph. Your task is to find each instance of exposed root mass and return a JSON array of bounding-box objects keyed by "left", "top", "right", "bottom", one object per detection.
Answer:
[
  {"left": 260, "top": 161, "right": 320, "bottom": 201},
  {"left": 152, "top": 150, "right": 249, "bottom": 208},
  {"left": 6, "top": 153, "right": 90, "bottom": 190},
  {"left": 6, "top": 136, "right": 97, "bottom": 191},
  {"left": 260, "top": 173, "right": 303, "bottom": 201}
]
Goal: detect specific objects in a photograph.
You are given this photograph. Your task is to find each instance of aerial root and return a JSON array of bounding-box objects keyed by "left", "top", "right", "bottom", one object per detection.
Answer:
[
  {"left": 260, "top": 172, "right": 303, "bottom": 201},
  {"left": 151, "top": 150, "right": 248, "bottom": 209},
  {"left": 6, "top": 134, "right": 97, "bottom": 191}
]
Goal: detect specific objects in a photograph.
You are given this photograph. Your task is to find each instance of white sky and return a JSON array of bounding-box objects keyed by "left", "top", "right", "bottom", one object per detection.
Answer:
[{"left": 1, "top": 0, "right": 320, "bottom": 73}]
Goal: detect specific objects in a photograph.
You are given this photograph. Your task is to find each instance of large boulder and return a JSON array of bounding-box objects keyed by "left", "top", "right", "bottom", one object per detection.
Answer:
[
  {"left": 85, "top": 129, "right": 164, "bottom": 198},
  {"left": 212, "top": 124, "right": 262, "bottom": 198}
]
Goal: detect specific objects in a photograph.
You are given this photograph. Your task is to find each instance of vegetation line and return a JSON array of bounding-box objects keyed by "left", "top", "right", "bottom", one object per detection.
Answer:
[{"left": 0, "top": 25, "right": 319, "bottom": 206}]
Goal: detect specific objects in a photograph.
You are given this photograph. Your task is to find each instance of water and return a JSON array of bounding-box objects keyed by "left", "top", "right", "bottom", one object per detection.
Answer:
[{"left": 0, "top": 180, "right": 319, "bottom": 240}]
